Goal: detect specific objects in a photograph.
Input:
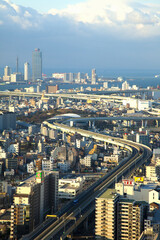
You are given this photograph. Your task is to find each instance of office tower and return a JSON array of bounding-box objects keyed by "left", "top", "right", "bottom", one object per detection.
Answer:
[
  {"left": 10, "top": 171, "right": 59, "bottom": 239},
  {"left": 3, "top": 66, "right": 11, "bottom": 81},
  {"left": 24, "top": 62, "right": 30, "bottom": 81},
  {"left": 91, "top": 68, "right": 97, "bottom": 84},
  {"left": 32, "top": 48, "right": 42, "bottom": 81},
  {"left": 95, "top": 189, "right": 118, "bottom": 239}
]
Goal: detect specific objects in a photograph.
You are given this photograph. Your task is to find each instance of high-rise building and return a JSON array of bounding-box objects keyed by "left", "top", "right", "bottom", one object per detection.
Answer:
[
  {"left": 10, "top": 171, "right": 59, "bottom": 239},
  {"left": 95, "top": 189, "right": 118, "bottom": 239},
  {"left": 95, "top": 189, "right": 147, "bottom": 240},
  {"left": 3, "top": 66, "right": 11, "bottom": 82},
  {"left": 32, "top": 48, "right": 42, "bottom": 81},
  {"left": 91, "top": 68, "right": 97, "bottom": 84},
  {"left": 24, "top": 62, "right": 30, "bottom": 81},
  {"left": 117, "top": 199, "right": 146, "bottom": 240},
  {"left": 122, "top": 81, "right": 130, "bottom": 90}
]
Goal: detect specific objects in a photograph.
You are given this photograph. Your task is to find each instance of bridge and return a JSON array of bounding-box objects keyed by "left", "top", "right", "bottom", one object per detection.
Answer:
[{"left": 22, "top": 119, "right": 152, "bottom": 240}]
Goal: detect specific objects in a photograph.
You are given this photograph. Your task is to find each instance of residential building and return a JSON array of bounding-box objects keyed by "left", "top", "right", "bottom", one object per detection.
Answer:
[
  {"left": 95, "top": 189, "right": 118, "bottom": 239},
  {"left": 117, "top": 199, "right": 147, "bottom": 240},
  {"left": 10, "top": 171, "right": 59, "bottom": 239}
]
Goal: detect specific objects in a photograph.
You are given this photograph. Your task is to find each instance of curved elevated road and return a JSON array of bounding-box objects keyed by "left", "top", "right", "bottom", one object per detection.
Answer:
[{"left": 22, "top": 121, "right": 152, "bottom": 240}]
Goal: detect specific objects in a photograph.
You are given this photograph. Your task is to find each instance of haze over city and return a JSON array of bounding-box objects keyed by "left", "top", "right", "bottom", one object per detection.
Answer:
[{"left": 1, "top": 0, "right": 160, "bottom": 72}]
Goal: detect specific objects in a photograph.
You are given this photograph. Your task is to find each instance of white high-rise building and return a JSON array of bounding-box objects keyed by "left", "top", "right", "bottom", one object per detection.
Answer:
[
  {"left": 3, "top": 66, "right": 11, "bottom": 81},
  {"left": 24, "top": 62, "right": 30, "bottom": 81},
  {"left": 4, "top": 66, "right": 11, "bottom": 76},
  {"left": 122, "top": 81, "right": 130, "bottom": 90}
]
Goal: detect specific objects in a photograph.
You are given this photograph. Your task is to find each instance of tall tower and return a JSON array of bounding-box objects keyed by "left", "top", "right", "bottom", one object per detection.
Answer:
[
  {"left": 32, "top": 48, "right": 42, "bottom": 81},
  {"left": 24, "top": 62, "right": 30, "bottom": 81},
  {"left": 91, "top": 68, "right": 97, "bottom": 84}
]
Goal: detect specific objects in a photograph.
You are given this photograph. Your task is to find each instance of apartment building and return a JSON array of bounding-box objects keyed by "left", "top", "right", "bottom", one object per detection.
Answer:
[
  {"left": 117, "top": 199, "right": 146, "bottom": 240},
  {"left": 10, "top": 170, "right": 59, "bottom": 239},
  {"left": 95, "top": 189, "right": 119, "bottom": 239},
  {"left": 95, "top": 189, "right": 147, "bottom": 240}
]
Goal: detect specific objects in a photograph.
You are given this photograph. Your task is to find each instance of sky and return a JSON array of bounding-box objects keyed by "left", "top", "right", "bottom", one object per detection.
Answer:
[{"left": 1, "top": 0, "right": 160, "bottom": 74}]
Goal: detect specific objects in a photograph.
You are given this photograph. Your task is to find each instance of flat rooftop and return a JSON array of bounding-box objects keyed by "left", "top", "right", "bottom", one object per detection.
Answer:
[{"left": 99, "top": 189, "right": 117, "bottom": 199}]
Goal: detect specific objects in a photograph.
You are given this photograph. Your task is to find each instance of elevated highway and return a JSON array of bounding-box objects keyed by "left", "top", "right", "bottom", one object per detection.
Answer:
[
  {"left": 22, "top": 120, "right": 152, "bottom": 240},
  {"left": 0, "top": 90, "right": 151, "bottom": 103}
]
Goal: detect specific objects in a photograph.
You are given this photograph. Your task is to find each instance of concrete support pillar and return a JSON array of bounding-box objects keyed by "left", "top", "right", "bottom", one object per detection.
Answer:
[
  {"left": 89, "top": 121, "right": 92, "bottom": 128},
  {"left": 145, "top": 120, "right": 148, "bottom": 127},
  {"left": 62, "top": 132, "right": 66, "bottom": 142},
  {"left": 142, "top": 93, "right": 146, "bottom": 100},
  {"left": 92, "top": 121, "right": 95, "bottom": 128},
  {"left": 156, "top": 120, "right": 159, "bottom": 128},
  {"left": 141, "top": 120, "right": 144, "bottom": 128},
  {"left": 104, "top": 142, "right": 107, "bottom": 150},
  {"left": 9, "top": 95, "right": 12, "bottom": 104},
  {"left": 70, "top": 121, "right": 73, "bottom": 127},
  {"left": 127, "top": 121, "right": 131, "bottom": 127},
  {"left": 83, "top": 217, "right": 88, "bottom": 231}
]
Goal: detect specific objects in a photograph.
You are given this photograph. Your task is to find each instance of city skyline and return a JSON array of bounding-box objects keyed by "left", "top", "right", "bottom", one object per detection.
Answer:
[{"left": 1, "top": 0, "right": 160, "bottom": 71}]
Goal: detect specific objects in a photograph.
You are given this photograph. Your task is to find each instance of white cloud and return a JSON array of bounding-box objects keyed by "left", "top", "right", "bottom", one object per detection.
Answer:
[
  {"left": 48, "top": 0, "right": 160, "bottom": 37},
  {"left": 1, "top": 0, "right": 160, "bottom": 37}
]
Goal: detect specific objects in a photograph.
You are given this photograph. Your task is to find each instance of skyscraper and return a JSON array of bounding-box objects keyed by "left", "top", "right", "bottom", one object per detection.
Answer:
[
  {"left": 91, "top": 68, "right": 97, "bottom": 84},
  {"left": 32, "top": 48, "right": 42, "bottom": 81},
  {"left": 24, "top": 62, "right": 30, "bottom": 81}
]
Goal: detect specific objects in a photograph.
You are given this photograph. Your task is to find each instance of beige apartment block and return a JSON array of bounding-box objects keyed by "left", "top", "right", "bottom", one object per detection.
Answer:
[
  {"left": 95, "top": 189, "right": 118, "bottom": 239},
  {"left": 117, "top": 199, "right": 144, "bottom": 240}
]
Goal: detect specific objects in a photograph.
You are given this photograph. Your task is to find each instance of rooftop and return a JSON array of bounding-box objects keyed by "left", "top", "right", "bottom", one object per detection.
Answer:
[{"left": 99, "top": 189, "right": 117, "bottom": 199}]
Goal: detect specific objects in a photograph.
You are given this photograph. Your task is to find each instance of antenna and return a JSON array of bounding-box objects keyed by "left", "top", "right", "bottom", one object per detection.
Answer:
[{"left": 16, "top": 56, "right": 18, "bottom": 73}]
